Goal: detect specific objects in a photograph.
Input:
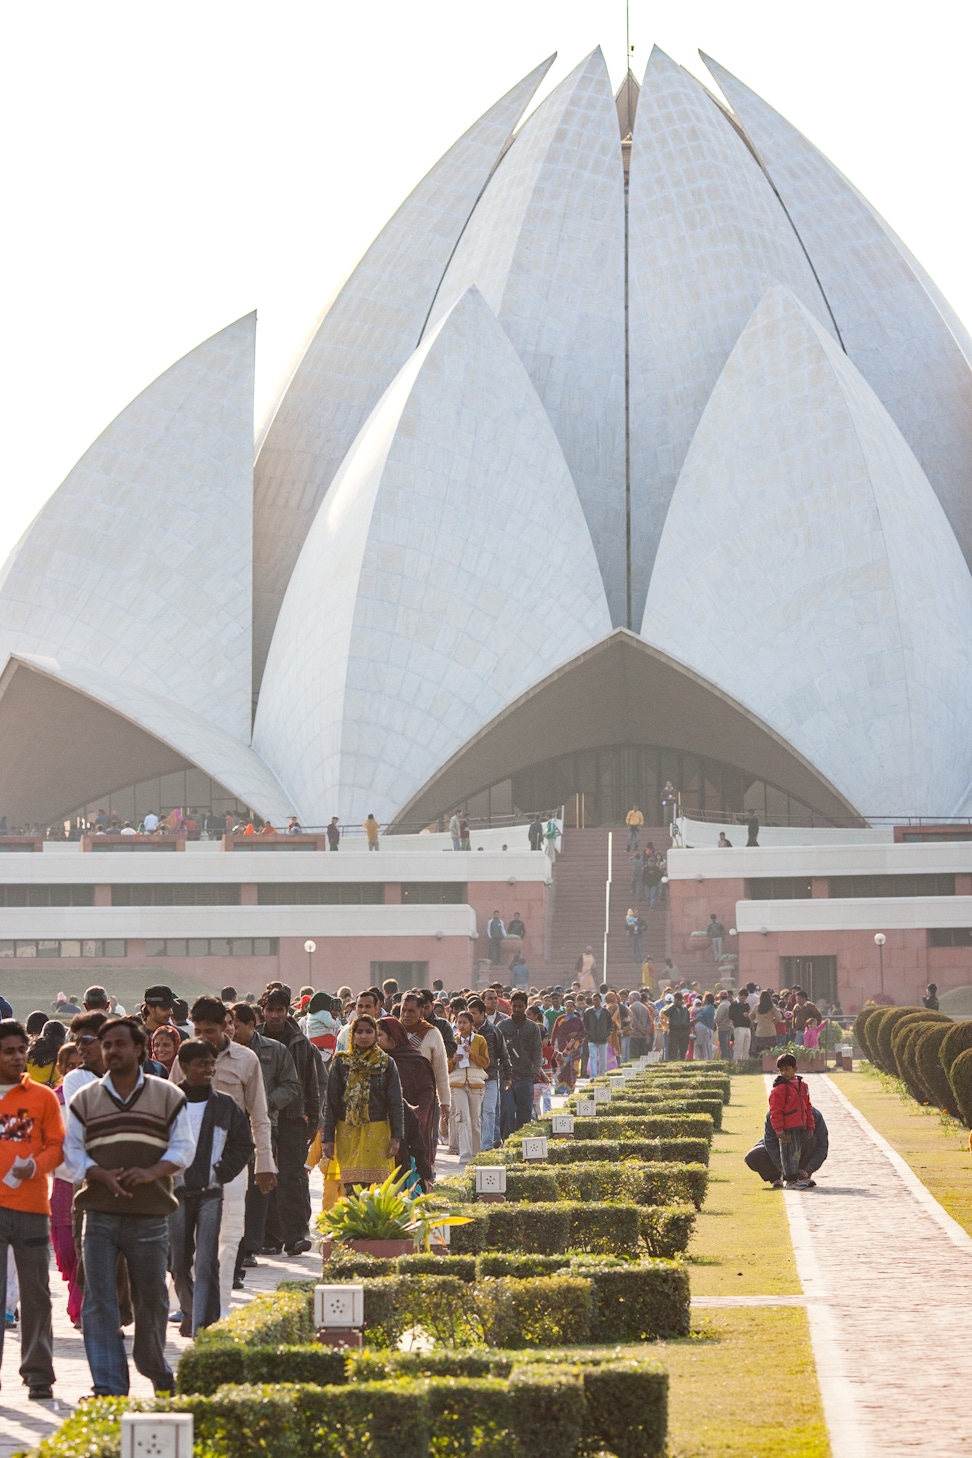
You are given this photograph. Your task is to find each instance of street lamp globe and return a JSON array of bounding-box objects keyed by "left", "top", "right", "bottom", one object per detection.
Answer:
[
  {"left": 873, "top": 933, "right": 886, "bottom": 947},
  {"left": 304, "top": 940, "right": 317, "bottom": 954}
]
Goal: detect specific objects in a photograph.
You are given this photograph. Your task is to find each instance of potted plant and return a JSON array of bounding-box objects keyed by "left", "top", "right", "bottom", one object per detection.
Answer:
[{"left": 316, "top": 1171, "right": 470, "bottom": 1259}]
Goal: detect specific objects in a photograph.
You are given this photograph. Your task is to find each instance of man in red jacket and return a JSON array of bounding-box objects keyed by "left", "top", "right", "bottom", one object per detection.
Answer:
[
  {"left": 0, "top": 1018, "right": 65, "bottom": 1400},
  {"left": 768, "top": 1053, "right": 815, "bottom": 1189}
]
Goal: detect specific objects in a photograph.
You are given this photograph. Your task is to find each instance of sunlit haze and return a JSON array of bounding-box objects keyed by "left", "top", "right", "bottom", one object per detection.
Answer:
[{"left": 1, "top": 0, "right": 969, "bottom": 564}]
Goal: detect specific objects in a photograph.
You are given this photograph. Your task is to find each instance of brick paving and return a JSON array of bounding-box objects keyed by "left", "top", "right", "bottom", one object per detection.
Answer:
[{"left": 780, "top": 1074, "right": 972, "bottom": 1458}]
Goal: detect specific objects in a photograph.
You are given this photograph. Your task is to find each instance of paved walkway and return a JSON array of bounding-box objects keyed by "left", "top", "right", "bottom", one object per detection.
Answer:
[{"left": 776, "top": 1074, "right": 972, "bottom": 1458}]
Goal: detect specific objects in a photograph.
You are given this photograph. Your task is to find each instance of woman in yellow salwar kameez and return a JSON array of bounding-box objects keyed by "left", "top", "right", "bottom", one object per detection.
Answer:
[{"left": 321, "top": 1015, "right": 404, "bottom": 1192}]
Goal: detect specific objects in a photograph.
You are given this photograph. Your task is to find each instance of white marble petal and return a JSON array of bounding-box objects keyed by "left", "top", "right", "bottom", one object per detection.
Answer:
[
  {"left": 702, "top": 53, "right": 972, "bottom": 575},
  {"left": 253, "top": 287, "right": 612, "bottom": 825},
  {"left": 642, "top": 285, "right": 972, "bottom": 819},
  {"left": 0, "top": 315, "right": 255, "bottom": 741},
  {"left": 628, "top": 47, "right": 837, "bottom": 624},
  {"left": 252, "top": 57, "right": 554, "bottom": 684},
  {"left": 426, "top": 49, "right": 627, "bottom": 625},
  {"left": 7, "top": 652, "right": 295, "bottom": 821}
]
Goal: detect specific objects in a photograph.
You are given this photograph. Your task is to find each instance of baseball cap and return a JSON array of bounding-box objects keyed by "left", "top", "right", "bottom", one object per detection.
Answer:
[{"left": 143, "top": 984, "right": 175, "bottom": 1007}]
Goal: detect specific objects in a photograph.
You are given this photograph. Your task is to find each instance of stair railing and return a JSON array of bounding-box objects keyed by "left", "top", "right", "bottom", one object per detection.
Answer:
[{"left": 603, "top": 830, "right": 613, "bottom": 982}]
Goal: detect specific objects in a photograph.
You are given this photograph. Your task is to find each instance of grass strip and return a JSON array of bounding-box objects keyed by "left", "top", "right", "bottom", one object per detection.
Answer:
[
  {"left": 686, "top": 1071, "right": 801, "bottom": 1297},
  {"left": 831, "top": 1064, "right": 972, "bottom": 1235},
  {"left": 662, "top": 1307, "right": 829, "bottom": 1457}
]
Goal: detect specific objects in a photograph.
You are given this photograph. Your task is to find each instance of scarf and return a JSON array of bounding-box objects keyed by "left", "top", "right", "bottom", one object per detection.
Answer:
[{"left": 340, "top": 1044, "right": 388, "bottom": 1127}]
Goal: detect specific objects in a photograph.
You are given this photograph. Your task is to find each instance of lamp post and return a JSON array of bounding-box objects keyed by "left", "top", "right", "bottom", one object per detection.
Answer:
[
  {"left": 874, "top": 932, "right": 886, "bottom": 995},
  {"left": 304, "top": 939, "right": 316, "bottom": 986}
]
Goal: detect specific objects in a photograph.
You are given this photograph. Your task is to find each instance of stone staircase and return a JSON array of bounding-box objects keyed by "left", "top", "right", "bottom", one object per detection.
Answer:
[{"left": 539, "top": 827, "right": 671, "bottom": 987}]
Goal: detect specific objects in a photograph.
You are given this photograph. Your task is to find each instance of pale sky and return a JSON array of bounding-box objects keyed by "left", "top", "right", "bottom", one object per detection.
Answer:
[{"left": 1, "top": 0, "right": 970, "bottom": 565}]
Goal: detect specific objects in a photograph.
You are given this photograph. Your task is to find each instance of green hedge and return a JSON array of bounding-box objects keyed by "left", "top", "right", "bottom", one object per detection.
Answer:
[
  {"left": 638, "top": 1205, "right": 697, "bottom": 1258},
  {"left": 948, "top": 1046, "right": 972, "bottom": 1126},
  {"left": 622, "top": 1095, "right": 724, "bottom": 1128},
  {"left": 558, "top": 1113, "right": 714, "bottom": 1143},
  {"left": 444, "top": 1158, "right": 707, "bottom": 1213},
  {"left": 914, "top": 1023, "right": 961, "bottom": 1117},
  {"left": 940, "top": 1020, "right": 972, "bottom": 1079},
  {"left": 473, "top": 1200, "right": 643, "bottom": 1254},
  {"left": 853, "top": 1005, "right": 884, "bottom": 1058},
  {"left": 56, "top": 1351, "right": 668, "bottom": 1458}
]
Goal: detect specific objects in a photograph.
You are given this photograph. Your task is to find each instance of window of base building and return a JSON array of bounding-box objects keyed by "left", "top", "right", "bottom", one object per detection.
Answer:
[
  {"left": 146, "top": 938, "right": 278, "bottom": 957},
  {"left": 928, "top": 928, "right": 972, "bottom": 947},
  {"left": 370, "top": 961, "right": 429, "bottom": 983},
  {"left": 400, "top": 884, "right": 466, "bottom": 904},
  {"left": 778, "top": 955, "right": 837, "bottom": 1007},
  {"left": 0, "top": 939, "right": 127, "bottom": 958}
]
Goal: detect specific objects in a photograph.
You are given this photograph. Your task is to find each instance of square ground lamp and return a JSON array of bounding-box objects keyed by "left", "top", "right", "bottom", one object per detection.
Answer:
[
  {"left": 121, "top": 1415, "right": 193, "bottom": 1458},
  {"left": 475, "top": 1166, "right": 507, "bottom": 1202},
  {"left": 315, "top": 1284, "right": 365, "bottom": 1348}
]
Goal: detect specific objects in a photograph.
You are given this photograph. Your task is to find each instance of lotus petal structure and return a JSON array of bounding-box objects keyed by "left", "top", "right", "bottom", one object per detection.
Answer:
[{"left": 4, "top": 46, "right": 972, "bottom": 828}]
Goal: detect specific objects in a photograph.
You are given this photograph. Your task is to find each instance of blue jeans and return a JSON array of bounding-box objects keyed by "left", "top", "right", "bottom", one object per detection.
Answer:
[
  {"left": 588, "top": 1042, "right": 609, "bottom": 1078},
  {"left": 168, "top": 1190, "right": 223, "bottom": 1336},
  {"left": 82, "top": 1211, "right": 172, "bottom": 1395},
  {"left": 621, "top": 1036, "right": 631, "bottom": 1063},
  {"left": 481, "top": 1080, "right": 499, "bottom": 1149},
  {"left": 718, "top": 1029, "right": 731, "bottom": 1060}
]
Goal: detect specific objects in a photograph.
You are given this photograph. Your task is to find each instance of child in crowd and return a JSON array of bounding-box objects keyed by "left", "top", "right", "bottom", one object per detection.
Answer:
[
  {"left": 802, "top": 1016, "right": 827, "bottom": 1051},
  {"left": 768, "top": 1052, "right": 815, "bottom": 1189}
]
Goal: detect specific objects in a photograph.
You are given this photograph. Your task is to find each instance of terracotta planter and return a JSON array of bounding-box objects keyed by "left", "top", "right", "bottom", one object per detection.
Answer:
[
  {"left": 797, "top": 1053, "right": 827, "bottom": 1073},
  {"left": 761, "top": 1053, "right": 779, "bottom": 1073},
  {"left": 320, "top": 1237, "right": 415, "bottom": 1260}
]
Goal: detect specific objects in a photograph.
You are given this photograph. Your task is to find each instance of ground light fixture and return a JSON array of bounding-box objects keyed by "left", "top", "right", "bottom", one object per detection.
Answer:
[{"left": 121, "top": 1414, "right": 193, "bottom": 1458}]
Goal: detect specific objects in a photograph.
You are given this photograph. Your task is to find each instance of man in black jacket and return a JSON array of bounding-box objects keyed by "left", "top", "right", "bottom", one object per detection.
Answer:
[
  {"left": 665, "top": 992, "right": 691, "bottom": 1062},
  {"left": 497, "top": 992, "right": 541, "bottom": 1136},
  {"left": 259, "top": 990, "right": 321, "bottom": 1256},
  {"left": 582, "top": 993, "right": 613, "bottom": 1077},
  {"left": 169, "top": 1039, "right": 254, "bottom": 1335}
]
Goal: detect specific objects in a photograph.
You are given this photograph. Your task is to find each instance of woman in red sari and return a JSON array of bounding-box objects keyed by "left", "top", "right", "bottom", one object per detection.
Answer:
[
  {"left": 550, "top": 997, "right": 586, "bottom": 1093},
  {"left": 377, "top": 1016, "right": 438, "bottom": 1168}
]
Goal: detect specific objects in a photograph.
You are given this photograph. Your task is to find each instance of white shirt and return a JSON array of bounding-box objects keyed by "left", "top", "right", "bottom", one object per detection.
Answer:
[{"left": 143, "top": 814, "right": 159, "bottom": 832}]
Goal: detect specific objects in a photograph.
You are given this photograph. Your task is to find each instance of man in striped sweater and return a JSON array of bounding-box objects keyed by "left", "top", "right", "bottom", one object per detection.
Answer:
[{"left": 64, "top": 1017, "right": 193, "bottom": 1397}]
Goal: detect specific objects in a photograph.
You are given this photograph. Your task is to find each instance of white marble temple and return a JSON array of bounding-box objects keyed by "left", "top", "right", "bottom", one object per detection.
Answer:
[
  {"left": 253, "top": 287, "right": 612, "bottom": 825},
  {"left": 643, "top": 285, "right": 972, "bottom": 819},
  {"left": 627, "top": 46, "right": 837, "bottom": 624},
  {"left": 425, "top": 49, "right": 627, "bottom": 624},
  {"left": 251, "top": 57, "right": 554, "bottom": 684},
  {"left": 703, "top": 52, "right": 972, "bottom": 576},
  {"left": 0, "top": 315, "right": 255, "bottom": 741}
]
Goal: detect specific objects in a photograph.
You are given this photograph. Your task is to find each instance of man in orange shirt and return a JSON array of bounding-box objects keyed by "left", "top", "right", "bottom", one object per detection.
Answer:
[{"left": 0, "top": 1018, "right": 64, "bottom": 1400}]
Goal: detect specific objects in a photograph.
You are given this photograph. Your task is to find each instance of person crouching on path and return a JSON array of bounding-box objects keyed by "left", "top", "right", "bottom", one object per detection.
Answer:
[
  {"left": 768, "top": 1052, "right": 815, "bottom": 1190},
  {"left": 64, "top": 1017, "right": 193, "bottom": 1397},
  {"left": 321, "top": 1015, "right": 403, "bottom": 1192},
  {"left": 168, "top": 1039, "right": 253, "bottom": 1336},
  {"left": 0, "top": 1018, "right": 64, "bottom": 1401}
]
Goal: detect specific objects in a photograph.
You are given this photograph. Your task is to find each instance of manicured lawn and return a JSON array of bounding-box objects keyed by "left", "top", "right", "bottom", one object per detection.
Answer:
[
  {"left": 0, "top": 965, "right": 223, "bottom": 1020},
  {"left": 662, "top": 1308, "right": 829, "bottom": 1458},
  {"left": 833, "top": 1064, "right": 972, "bottom": 1235},
  {"left": 686, "top": 1070, "right": 801, "bottom": 1296}
]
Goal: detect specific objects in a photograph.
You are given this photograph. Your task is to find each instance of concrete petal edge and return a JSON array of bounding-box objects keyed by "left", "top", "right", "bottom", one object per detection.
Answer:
[
  {"left": 0, "top": 315, "right": 255, "bottom": 742},
  {"left": 701, "top": 51, "right": 972, "bottom": 577},
  {"left": 627, "top": 46, "right": 837, "bottom": 624},
  {"left": 251, "top": 55, "right": 555, "bottom": 688},
  {"left": 425, "top": 49, "right": 627, "bottom": 626},
  {"left": 642, "top": 284, "right": 972, "bottom": 819},
  {"left": 253, "top": 286, "right": 612, "bottom": 826},
  {"left": 2, "top": 652, "right": 295, "bottom": 823}
]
